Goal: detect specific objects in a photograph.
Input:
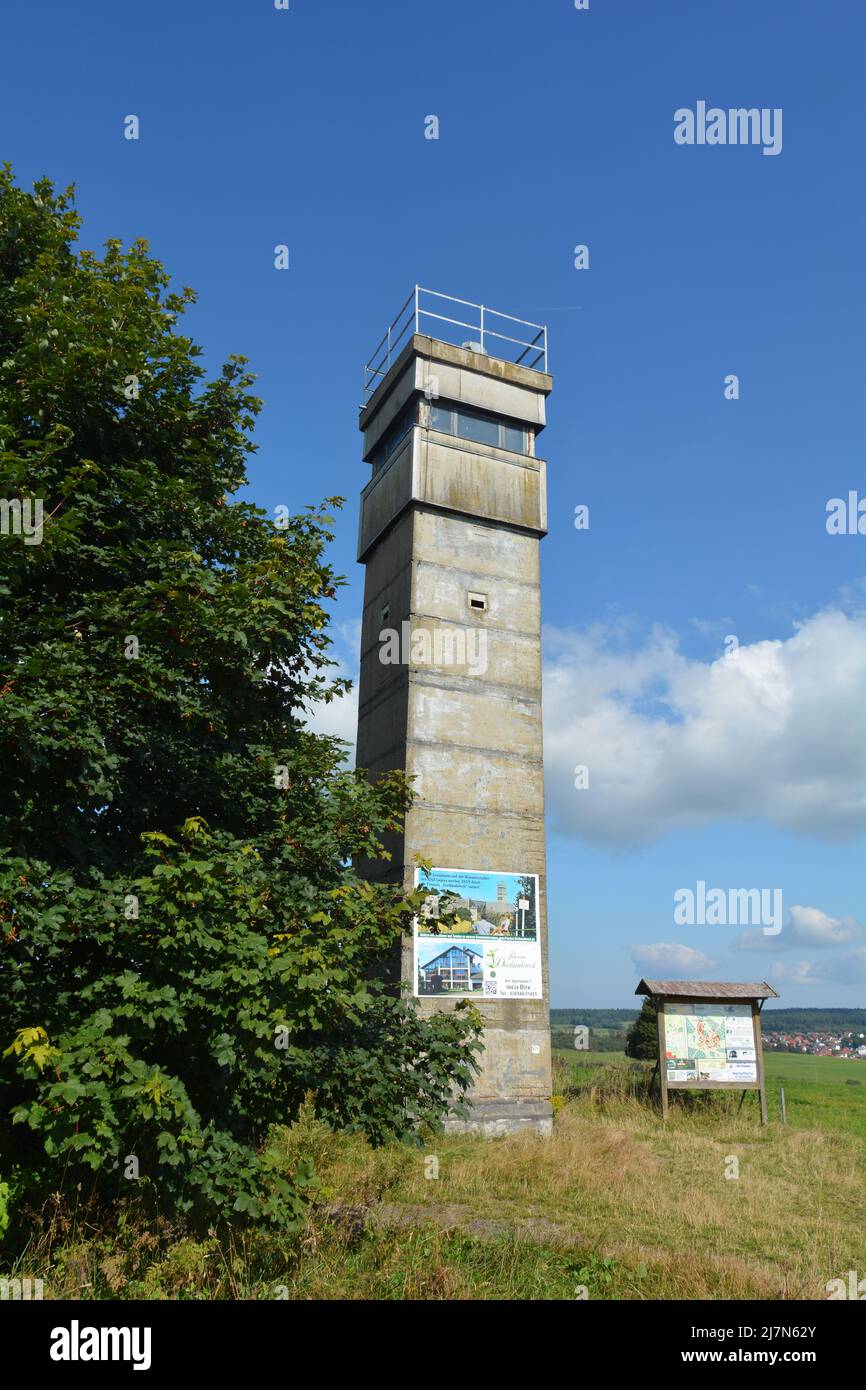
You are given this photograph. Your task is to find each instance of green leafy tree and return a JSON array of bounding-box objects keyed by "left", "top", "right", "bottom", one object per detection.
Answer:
[
  {"left": 0, "top": 168, "right": 481, "bottom": 1232},
  {"left": 625, "top": 999, "right": 660, "bottom": 1061},
  {"left": 515, "top": 873, "right": 537, "bottom": 938}
]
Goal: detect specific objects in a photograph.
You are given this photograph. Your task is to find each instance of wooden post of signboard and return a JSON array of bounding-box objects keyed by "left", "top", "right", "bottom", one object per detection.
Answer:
[
  {"left": 657, "top": 1004, "right": 669, "bottom": 1119},
  {"left": 753, "top": 1001, "right": 768, "bottom": 1125},
  {"left": 650, "top": 1058, "right": 660, "bottom": 1100}
]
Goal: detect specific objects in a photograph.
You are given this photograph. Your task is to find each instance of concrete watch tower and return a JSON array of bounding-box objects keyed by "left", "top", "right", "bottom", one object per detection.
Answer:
[{"left": 355, "top": 287, "right": 553, "bottom": 1136}]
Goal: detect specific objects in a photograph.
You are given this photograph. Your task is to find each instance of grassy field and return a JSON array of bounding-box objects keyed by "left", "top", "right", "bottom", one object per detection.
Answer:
[
  {"left": 11, "top": 1057, "right": 866, "bottom": 1300},
  {"left": 763, "top": 1051, "right": 866, "bottom": 1138},
  {"left": 552, "top": 1047, "right": 866, "bottom": 1138}
]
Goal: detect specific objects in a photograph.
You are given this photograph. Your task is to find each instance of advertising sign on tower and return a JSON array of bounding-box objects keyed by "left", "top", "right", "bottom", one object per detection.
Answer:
[{"left": 414, "top": 866, "right": 543, "bottom": 1000}]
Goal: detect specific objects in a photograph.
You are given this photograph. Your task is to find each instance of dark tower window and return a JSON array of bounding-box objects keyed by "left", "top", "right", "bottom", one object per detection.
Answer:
[
  {"left": 369, "top": 399, "right": 419, "bottom": 473},
  {"left": 368, "top": 397, "right": 533, "bottom": 474},
  {"left": 427, "top": 400, "right": 531, "bottom": 454}
]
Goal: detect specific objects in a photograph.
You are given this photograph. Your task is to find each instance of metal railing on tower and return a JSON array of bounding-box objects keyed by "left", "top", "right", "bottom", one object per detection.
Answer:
[{"left": 362, "top": 286, "right": 548, "bottom": 403}]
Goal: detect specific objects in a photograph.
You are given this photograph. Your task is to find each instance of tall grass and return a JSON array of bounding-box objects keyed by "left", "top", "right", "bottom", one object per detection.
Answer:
[{"left": 3, "top": 1082, "right": 864, "bottom": 1299}]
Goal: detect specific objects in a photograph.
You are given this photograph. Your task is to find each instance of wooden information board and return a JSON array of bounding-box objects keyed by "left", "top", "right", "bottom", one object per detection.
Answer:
[{"left": 635, "top": 980, "right": 779, "bottom": 1125}]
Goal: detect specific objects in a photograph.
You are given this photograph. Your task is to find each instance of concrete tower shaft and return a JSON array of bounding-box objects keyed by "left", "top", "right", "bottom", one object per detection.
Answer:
[{"left": 355, "top": 293, "right": 553, "bottom": 1136}]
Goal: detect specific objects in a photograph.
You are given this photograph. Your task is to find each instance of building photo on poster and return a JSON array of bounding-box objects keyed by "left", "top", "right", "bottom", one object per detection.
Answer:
[
  {"left": 664, "top": 1003, "right": 758, "bottom": 1085},
  {"left": 414, "top": 867, "right": 543, "bottom": 1000}
]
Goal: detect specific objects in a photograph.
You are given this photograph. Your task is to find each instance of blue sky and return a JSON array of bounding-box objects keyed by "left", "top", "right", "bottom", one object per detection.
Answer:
[{"left": 4, "top": 0, "right": 865, "bottom": 1008}]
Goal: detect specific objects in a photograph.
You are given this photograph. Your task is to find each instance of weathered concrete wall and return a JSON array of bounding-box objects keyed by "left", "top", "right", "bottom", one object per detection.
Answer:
[
  {"left": 356, "top": 339, "right": 553, "bottom": 1136},
  {"left": 357, "top": 431, "right": 546, "bottom": 561}
]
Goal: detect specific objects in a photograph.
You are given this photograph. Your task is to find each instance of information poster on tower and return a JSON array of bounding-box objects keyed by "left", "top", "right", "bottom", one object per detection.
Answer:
[
  {"left": 413, "top": 867, "right": 542, "bottom": 1000},
  {"left": 663, "top": 1002, "right": 758, "bottom": 1085}
]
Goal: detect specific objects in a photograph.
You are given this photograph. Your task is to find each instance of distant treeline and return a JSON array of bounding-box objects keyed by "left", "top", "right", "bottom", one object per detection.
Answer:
[
  {"left": 551, "top": 1007, "right": 866, "bottom": 1034},
  {"left": 759, "top": 1008, "right": 866, "bottom": 1033},
  {"left": 550, "top": 1009, "right": 638, "bottom": 1029}
]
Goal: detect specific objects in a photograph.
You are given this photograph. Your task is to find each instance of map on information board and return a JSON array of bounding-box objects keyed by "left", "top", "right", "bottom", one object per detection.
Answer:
[{"left": 663, "top": 1003, "right": 758, "bottom": 1085}]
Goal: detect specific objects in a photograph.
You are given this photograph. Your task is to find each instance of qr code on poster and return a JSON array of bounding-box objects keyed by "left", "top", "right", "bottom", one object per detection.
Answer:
[{"left": 484, "top": 981, "right": 498, "bottom": 996}]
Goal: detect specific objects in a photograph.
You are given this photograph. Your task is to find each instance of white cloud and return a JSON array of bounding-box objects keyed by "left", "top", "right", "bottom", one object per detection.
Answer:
[
  {"left": 771, "top": 947, "right": 866, "bottom": 987},
  {"left": 629, "top": 941, "right": 716, "bottom": 973},
  {"left": 305, "top": 682, "right": 358, "bottom": 750},
  {"left": 770, "top": 959, "right": 825, "bottom": 987},
  {"left": 544, "top": 607, "right": 866, "bottom": 849},
  {"left": 787, "top": 905, "right": 862, "bottom": 946},
  {"left": 735, "top": 904, "right": 864, "bottom": 951},
  {"left": 302, "top": 618, "right": 360, "bottom": 759}
]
